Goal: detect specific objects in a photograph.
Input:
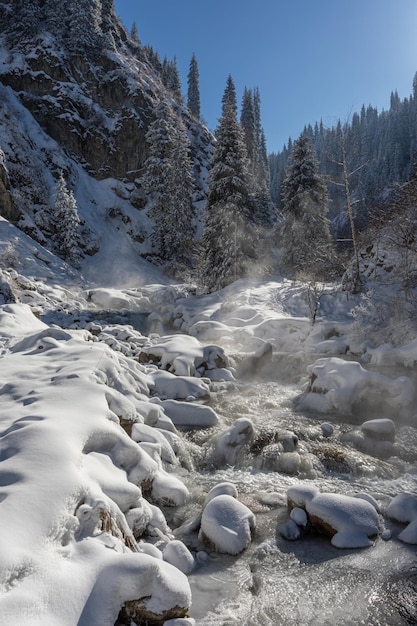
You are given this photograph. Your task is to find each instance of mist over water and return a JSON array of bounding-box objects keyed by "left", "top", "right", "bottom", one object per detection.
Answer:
[{"left": 169, "top": 360, "right": 417, "bottom": 625}]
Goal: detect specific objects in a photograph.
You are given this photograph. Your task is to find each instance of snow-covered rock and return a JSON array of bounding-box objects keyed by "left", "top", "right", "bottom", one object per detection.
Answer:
[
  {"left": 286, "top": 486, "right": 380, "bottom": 548},
  {"left": 199, "top": 494, "right": 256, "bottom": 555},
  {"left": 298, "top": 356, "right": 414, "bottom": 417},
  {"left": 361, "top": 418, "right": 396, "bottom": 441},
  {"left": 386, "top": 493, "right": 417, "bottom": 544}
]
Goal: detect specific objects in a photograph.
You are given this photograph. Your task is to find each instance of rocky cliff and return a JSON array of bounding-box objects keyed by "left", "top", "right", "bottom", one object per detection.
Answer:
[{"left": 0, "top": 0, "right": 213, "bottom": 268}]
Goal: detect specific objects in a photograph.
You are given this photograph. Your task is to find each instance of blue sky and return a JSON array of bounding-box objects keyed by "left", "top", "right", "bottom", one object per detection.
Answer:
[{"left": 114, "top": 1, "right": 417, "bottom": 152}]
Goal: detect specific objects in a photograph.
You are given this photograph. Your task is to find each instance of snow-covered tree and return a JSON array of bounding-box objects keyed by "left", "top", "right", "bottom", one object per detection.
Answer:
[
  {"left": 66, "top": 0, "right": 101, "bottom": 54},
  {"left": 130, "top": 21, "right": 140, "bottom": 44},
  {"left": 162, "top": 57, "right": 182, "bottom": 100},
  {"left": 240, "top": 87, "right": 257, "bottom": 177},
  {"left": 52, "top": 171, "right": 81, "bottom": 263},
  {"left": 9, "top": 0, "right": 42, "bottom": 41},
  {"left": 187, "top": 53, "right": 201, "bottom": 119},
  {"left": 142, "top": 100, "right": 195, "bottom": 274},
  {"left": 241, "top": 87, "right": 275, "bottom": 228},
  {"left": 199, "top": 76, "right": 255, "bottom": 292},
  {"left": 281, "top": 134, "right": 335, "bottom": 280}
]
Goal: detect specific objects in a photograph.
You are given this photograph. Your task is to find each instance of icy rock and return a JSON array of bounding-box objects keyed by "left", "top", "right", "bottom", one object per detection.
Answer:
[
  {"left": 203, "top": 367, "right": 235, "bottom": 382},
  {"left": 341, "top": 430, "right": 394, "bottom": 459},
  {"left": 260, "top": 448, "right": 301, "bottom": 474},
  {"left": 300, "top": 356, "right": 414, "bottom": 417},
  {"left": 204, "top": 481, "right": 238, "bottom": 505},
  {"left": 386, "top": 493, "right": 417, "bottom": 544},
  {"left": 152, "top": 397, "right": 219, "bottom": 428},
  {"left": 199, "top": 494, "right": 256, "bottom": 555},
  {"left": 305, "top": 493, "right": 380, "bottom": 548},
  {"left": 150, "top": 369, "right": 210, "bottom": 400},
  {"left": 150, "top": 470, "right": 189, "bottom": 507},
  {"left": 361, "top": 418, "right": 395, "bottom": 442},
  {"left": 278, "top": 519, "right": 301, "bottom": 540},
  {"left": 287, "top": 484, "right": 319, "bottom": 510},
  {"left": 290, "top": 507, "right": 308, "bottom": 527},
  {"left": 354, "top": 492, "right": 380, "bottom": 512},
  {"left": 163, "top": 539, "right": 195, "bottom": 574},
  {"left": 212, "top": 417, "right": 254, "bottom": 465},
  {"left": 125, "top": 504, "right": 152, "bottom": 540},
  {"left": 131, "top": 422, "right": 178, "bottom": 466},
  {"left": 321, "top": 422, "right": 334, "bottom": 438}
]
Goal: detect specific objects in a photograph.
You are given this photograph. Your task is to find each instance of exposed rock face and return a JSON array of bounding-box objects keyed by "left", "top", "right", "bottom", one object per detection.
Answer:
[
  {"left": 0, "top": 18, "right": 153, "bottom": 180},
  {"left": 0, "top": 0, "right": 213, "bottom": 253}
]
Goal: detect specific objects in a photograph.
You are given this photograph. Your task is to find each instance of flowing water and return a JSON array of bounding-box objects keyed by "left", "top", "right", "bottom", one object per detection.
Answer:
[{"left": 165, "top": 361, "right": 417, "bottom": 626}]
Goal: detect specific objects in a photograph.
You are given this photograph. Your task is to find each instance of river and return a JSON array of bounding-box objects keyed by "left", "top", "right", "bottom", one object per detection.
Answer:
[{"left": 163, "top": 360, "right": 417, "bottom": 625}]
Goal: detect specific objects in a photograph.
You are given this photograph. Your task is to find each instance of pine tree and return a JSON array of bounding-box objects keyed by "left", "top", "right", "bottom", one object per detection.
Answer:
[
  {"left": 52, "top": 172, "right": 80, "bottom": 263},
  {"left": 130, "top": 21, "right": 140, "bottom": 44},
  {"left": 187, "top": 53, "right": 201, "bottom": 118},
  {"left": 66, "top": 0, "right": 101, "bottom": 55},
  {"left": 241, "top": 87, "right": 274, "bottom": 227},
  {"left": 142, "top": 100, "right": 195, "bottom": 273},
  {"left": 281, "top": 134, "right": 335, "bottom": 280},
  {"left": 240, "top": 87, "right": 257, "bottom": 175},
  {"left": 199, "top": 75, "right": 254, "bottom": 292},
  {"left": 9, "top": 0, "right": 42, "bottom": 42},
  {"left": 162, "top": 57, "right": 182, "bottom": 99}
]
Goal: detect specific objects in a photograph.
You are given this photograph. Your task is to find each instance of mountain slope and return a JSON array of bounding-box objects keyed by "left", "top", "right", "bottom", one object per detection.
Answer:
[{"left": 0, "top": 0, "right": 213, "bottom": 279}]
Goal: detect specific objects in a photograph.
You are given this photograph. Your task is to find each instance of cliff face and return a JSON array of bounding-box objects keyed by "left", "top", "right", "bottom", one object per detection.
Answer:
[
  {"left": 0, "top": 1, "right": 177, "bottom": 179},
  {"left": 0, "top": 0, "right": 213, "bottom": 263}
]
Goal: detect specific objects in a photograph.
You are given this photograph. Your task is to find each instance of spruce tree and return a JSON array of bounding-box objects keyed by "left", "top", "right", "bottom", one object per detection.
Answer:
[
  {"left": 240, "top": 87, "right": 257, "bottom": 175},
  {"left": 281, "top": 134, "right": 335, "bottom": 280},
  {"left": 187, "top": 53, "right": 201, "bottom": 118},
  {"left": 199, "top": 75, "right": 254, "bottom": 292},
  {"left": 143, "top": 100, "right": 195, "bottom": 273},
  {"left": 52, "top": 172, "right": 80, "bottom": 263}
]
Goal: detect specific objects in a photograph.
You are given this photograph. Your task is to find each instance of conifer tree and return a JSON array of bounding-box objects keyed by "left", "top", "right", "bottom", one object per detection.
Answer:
[
  {"left": 130, "top": 21, "right": 140, "bottom": 44},
  {"left": 199, "top": 75, "right": 254, "bottom": 292},
  {"left": 162, "top": 57, "right": 182, "bottom": 99},
  {"left": 240, "top": 87, "right": 257, "bottom": 175},
  {"left": 143, "top": 100, "right": 195, "bottom": 273},
  {"left": 281, "top": 134, "right": 335, "bottom": 280},
  {"left": 11, "top": 0, "right": 42, "bottom": 41},
  {"left": 241, "top": 87, "right": 274, "bottom": 227},
  {"left": 52, "top": 171, "right": 80, "bottom": 263},
  {"left": 187, "top": 53, "right": 201, "bottom": 118}
]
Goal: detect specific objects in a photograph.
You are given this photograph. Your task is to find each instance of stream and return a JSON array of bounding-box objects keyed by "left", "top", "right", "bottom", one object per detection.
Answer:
[{"left": 164, "top": 360, "right": 417, "bottom": 625}]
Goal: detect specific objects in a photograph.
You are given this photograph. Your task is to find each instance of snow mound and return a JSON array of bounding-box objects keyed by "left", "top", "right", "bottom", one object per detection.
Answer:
[
  {"left": 386, "top": 493, "right": 417, "bottom": 544},
  {"left": 286, "top": 485, "right": 380, "bottom": 548},
  {"left": 199, "top": 494, "right": 256, "bottom": 555},
  {"left": 0, "top": 304, "right": 192, "bottom": 624},
  {"left": 298, "top": 356, "right": 414, "bottom": 417}
]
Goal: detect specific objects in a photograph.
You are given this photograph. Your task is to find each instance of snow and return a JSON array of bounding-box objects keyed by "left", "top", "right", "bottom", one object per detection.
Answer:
[
  {"left": 298, "top": 356, "right": 414, "bottom": 417},
  {"left": 199, "top": 494, "right": 256, "bottom": 555},
  {"left": 0, "top": 304, "right": 192, "bottom": 623},
  {"left": 386, "top": 493, "right": 417, "bottom": 544},
  {"left": 0, "top": 210, "right": 416, "bottom": 620},
  {"left": 287, "top": 486, "right": 380, "bottom": 548},
  {"left": 306, "top": 493, "right": 380, "bottom": 548}
]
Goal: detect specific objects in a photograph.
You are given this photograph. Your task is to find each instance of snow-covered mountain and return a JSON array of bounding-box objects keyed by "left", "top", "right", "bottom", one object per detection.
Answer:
[{"left": 0, "top": 0, "right": 213, "bottom": 282}]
